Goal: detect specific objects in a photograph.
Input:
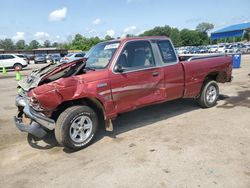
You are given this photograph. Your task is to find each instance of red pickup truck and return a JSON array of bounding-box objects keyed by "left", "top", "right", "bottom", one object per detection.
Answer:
[{"left": 14, "top": 36, "right": 232, "bottom": 150}]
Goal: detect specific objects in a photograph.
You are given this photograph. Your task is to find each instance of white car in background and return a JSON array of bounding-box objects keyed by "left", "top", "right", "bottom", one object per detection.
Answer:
[
  {"left": 15, "top": 54, "right": 30, "bottom": 64},
  {"left": 176, "top": 47, "right": 188, "bottom": 54},
  {"left": 60, "top": 52, "right": 86, "bottom": 63},
  {"left": 224, "top": 45, "right": 234, "bottom": 53},
  {"left": 0, "top": 54, "right": 28, "bottom": 70},
  {"left": 217, "top": 45, "right": 226, "bottom": 53},
  {"left": 208, "top": 45, "right": 218, "bottom": 53}
]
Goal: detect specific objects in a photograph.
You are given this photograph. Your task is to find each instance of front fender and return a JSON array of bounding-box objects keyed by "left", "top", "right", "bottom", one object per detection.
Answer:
[
  {"left": 29, "top": 77, "right": 116, "bottom": 119},
  {"left": 29, "top": 77, "right": 82, "bottom": 111}
]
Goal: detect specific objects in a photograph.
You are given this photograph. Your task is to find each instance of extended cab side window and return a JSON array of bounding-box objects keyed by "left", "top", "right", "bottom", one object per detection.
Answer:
[
  {"left": 116, "top": 41, "right": 155, "bottom": 71},
  {"left": 157, "top": 40, "right": 177, "bottom": 63}
]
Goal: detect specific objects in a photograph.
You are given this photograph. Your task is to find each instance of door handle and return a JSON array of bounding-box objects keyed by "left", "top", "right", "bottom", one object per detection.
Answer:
[{"left": 152, "top": 72, "right": 159, "bottom": 77}]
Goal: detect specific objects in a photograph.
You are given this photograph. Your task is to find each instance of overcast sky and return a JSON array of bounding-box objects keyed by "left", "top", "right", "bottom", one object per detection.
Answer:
[{"left": 0, "top": 0, "right": 249, "bottom": 43}]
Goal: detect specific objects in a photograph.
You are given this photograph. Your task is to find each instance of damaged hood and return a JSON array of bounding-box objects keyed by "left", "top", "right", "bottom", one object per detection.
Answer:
[{"left": 18, "top": 60, "right": 85, "bottom": 91}]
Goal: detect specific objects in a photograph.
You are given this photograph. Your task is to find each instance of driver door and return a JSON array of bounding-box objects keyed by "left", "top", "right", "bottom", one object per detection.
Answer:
[{"left": 109, "top": 40, "right": 165, "bottom": 113}]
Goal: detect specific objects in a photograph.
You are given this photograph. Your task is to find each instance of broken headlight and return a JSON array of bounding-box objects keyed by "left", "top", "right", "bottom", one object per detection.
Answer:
[{"left": 29, "top": 97, "right": 45, "bottom": 111}]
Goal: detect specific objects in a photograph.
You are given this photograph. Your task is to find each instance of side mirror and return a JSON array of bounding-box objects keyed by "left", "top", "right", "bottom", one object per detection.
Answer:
[{"left": 114, "top": 64, "right": 124, "bottom": 73}]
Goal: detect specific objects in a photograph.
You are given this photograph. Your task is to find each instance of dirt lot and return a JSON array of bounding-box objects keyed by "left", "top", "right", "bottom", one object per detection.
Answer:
[{"left": 0, "top": 57, "right": 250, "bottom": 188}]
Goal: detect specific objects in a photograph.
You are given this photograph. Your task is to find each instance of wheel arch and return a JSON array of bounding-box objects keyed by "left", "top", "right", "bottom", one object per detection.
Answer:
[
  {"left": 204, "top": 71, "right": 228, "bottom": 83},
  {"left": 52, "top": 97, "right": 106, "bottom": 123},
  {"left": 197, "top": 71, "right": 223, "bottom": 98}
]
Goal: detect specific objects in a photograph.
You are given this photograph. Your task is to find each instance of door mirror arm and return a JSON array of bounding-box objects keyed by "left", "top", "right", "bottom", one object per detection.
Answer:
[{"left": 114, "top": 64, "right": 128, "bottom": 73}]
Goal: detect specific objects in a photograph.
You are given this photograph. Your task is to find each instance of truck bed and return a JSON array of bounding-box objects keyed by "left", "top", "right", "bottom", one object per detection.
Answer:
[{"left": 181, "top": 54, "right": 232, "bottom": 98}]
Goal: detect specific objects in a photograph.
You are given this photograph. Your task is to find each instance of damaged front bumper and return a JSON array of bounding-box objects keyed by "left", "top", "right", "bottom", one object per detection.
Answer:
[{"left": 14, "top": 95, "right": 55, "bottom": 138}]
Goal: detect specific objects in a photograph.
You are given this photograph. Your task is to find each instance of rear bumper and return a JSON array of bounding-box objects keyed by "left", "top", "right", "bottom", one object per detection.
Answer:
[{"left": 14, "top": 95, "right": 55, "bottom": 138}]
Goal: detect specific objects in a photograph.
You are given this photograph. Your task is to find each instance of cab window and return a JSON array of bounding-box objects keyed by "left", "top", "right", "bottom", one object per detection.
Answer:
[
  {"left": 157, "top": 40, "right": 177, "bottom": 63},
  {"left": 116, "top": 41, "right": 155, "bottom": 71}
]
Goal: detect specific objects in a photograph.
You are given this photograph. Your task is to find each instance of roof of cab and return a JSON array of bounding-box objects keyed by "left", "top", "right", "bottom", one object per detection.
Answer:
[{"left": 109, "top": 36, "right": 169, "bottom": 43}]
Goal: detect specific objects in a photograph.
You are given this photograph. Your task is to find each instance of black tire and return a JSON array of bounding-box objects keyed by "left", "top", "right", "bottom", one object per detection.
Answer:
[
  {"left": 55, "top": 105, "right": 98, "bottom": 150},
  {"left": 13, "top": 63, "right": 23, "bottom": 71},
  {"left": 197, "top": 80, "right": 219, "bottom": 108}
]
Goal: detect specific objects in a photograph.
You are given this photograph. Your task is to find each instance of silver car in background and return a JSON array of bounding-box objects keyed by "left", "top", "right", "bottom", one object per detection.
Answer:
[
  {"left": 34, "top": 54, "right": 47, "bottom": 64},
  {"left": 46, "top": 54, "right": 61, "bottom": 63},
  {"left": 60, "top": 52, "right": 86, "bottom": 63}
]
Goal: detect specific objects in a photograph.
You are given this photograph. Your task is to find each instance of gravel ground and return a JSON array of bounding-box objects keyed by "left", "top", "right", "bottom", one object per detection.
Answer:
[{"left": 0, "top": 57, "right": 249, "bottom": 188}]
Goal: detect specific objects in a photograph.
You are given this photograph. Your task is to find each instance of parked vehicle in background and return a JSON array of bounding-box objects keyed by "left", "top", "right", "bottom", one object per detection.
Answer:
[
  {"left": 184, "top": 46, "right": 193, "bottom": 54},
  {"left": 217, "top": 45, "right": 226, "bottom": 53},
  {"left": 231, "top": 45, "right": 241, "bottom": 53},
  {"left": 237, "top": 45, "right": 247, "bottom": 54},
  {"left": 230, "top": 43, "right": 248, "bottom": 53},
  {"left": 0, "top": 54, "right": 28, "bottom": 70},
  {"left": 14, "top": 36, "right": 232, "bottom": 150},
  {"left": 15, "top": 54, "right": 30, "bottom": 64},
  {"left": 223, "top": 45, "right": 234, "bottom": 53},
  {"left": 26, "top": 54, "right": 35, "bottom": 61},
  {"left": 34, "top": 54, "right": 47, "bottom": 64},
  {"left": 60, "top": 52, "right": 86, "bottom": 63},
  {"left": 46, "top": 54, "right": 61, "bottom": 63},
  {"left": 51, "top": 54, "right": 61, "bottom": 62},
  {"left": 246, "top": 45, "right": 250, "bottom": 53},
  {"left": 45, "top": 54, "right": 51, "bottom": 62},
  {"left": 190, "top": 47, "right": 200, "bottom": 54},
  {"left": 198, "top": 47, "right": 208, "bottom": 53},
  {"left": 208, "top": 45, "right": 218, "bottom": 53},
  {"left": 174, "top": 42, "right": 249, "bottom": 55},
  {"left": 176, "top": 47, "right": 189, "bottom": 54}
]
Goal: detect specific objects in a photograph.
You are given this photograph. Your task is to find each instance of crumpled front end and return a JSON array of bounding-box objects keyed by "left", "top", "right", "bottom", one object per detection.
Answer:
[
  {"left": 18, "top": 63, "right": 58, "bottom": 91},
  {"left": 14, "top": 93, "right": 55, "bottom": 138},
  {"left": 18, "top": 59, "right": 86, "bottom": 91},
  {"left": 13, "top": 59, "right": 88, "bottom": 138}
]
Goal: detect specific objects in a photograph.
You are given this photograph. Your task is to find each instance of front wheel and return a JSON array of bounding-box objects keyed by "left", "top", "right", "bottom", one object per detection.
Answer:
[
  {"left": 197, "top": 80, "right": 219, "bottom": 108},
  {"left": 55, "top": 105, "right": 98, "bottom": 150},
  {"left": 13, "top": 63, "right": 23, "bottom": 71}
]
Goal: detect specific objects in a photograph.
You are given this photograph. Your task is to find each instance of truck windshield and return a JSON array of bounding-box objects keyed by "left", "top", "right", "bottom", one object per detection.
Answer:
[{"left": 85, "top": 41, "right": 120, "bottom": 69}]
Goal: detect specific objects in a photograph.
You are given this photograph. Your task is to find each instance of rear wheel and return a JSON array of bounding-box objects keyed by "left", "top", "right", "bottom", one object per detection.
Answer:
[
  {"left": 197, "top": 80, "right": 219, "bottom": 108},
  {"left": 13, "top": 63, "right": 23, "bottom": 71},
  {"left": 55, "top": 105, "right": 98, "bottom": 150}
]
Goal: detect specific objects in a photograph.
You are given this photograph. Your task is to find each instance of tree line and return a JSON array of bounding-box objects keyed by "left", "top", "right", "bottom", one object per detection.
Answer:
[
  {"left": 0, "top": 39, "right": 57, "bottom": 50},
  {"left": 139, "top": 22, "right": 214, "bottom": 46},
  {"left": 1, "top": 22, "right": 249, "bottom": 51}
]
